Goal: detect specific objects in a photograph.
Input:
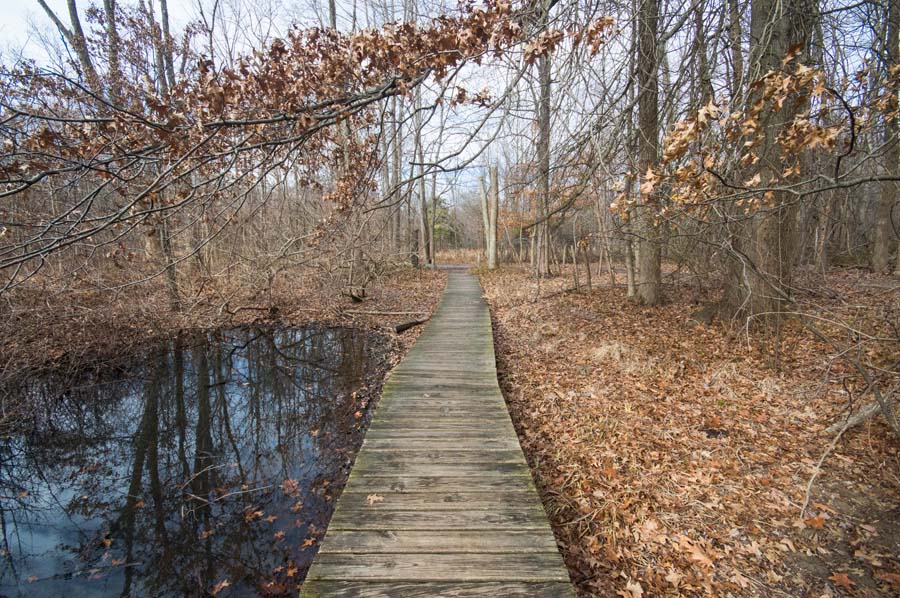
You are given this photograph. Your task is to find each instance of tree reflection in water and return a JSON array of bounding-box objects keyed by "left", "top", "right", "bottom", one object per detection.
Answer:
[{"left": 0, "top": 326, "right": 389, "bottom": 597}]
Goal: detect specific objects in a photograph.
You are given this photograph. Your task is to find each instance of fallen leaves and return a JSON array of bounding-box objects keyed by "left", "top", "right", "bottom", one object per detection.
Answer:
[
  {"left": 366, "top": 493, "right": 384, "bottom": 505},
  {"left": 678, "top": 535, "right": 715, "bottom": 570},
  {"left": 479, "top": 266, "right": 900, "bottom": 597},
  {"left": 281, "top": 478, "right": 300, "bottom": 497},
  {"left": 828, "top": 572, "right": 855, "bottom": 589},
  {"left": 619, "top": 579, "right": 643, "bottom": 598},
  {"left": 803, "top": 515, "right": 825, "bottom": 529}
]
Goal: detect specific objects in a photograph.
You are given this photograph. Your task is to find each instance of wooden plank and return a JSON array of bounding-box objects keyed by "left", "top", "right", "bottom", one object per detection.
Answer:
[
  {"left": 350, "top": 461, "right": 530, "bottom": 478},
  {"left": 364, "top": 422, "right": 517, "bottom": 435},
  {"left": 366, "top": 415, "right": 512, "bottom": 426},
  {"left": 372, "top": 401, "right": 504, "bottom": 408},
  {"left": 340, "top": 475, "right": 536, "bottom": 494},
  {"left": 306, "top": 553, "right": 570, "bottom": 582},
  {"left": 336, "top": 491, "right": 541, "bottom": 512},
  {"left": 361, "top": 429, "right": 516, "bottom": 439},
  {"left": 353, "top": 450, "right": 526, "bottom": 467},
  {"left": 373, "top": 406, "right": 510, "bottom": 417},
  {"left": 360, "top": 439, "right": 523, "bottom": 452},
  {"left": 383, "top": 392, "right": 501, "bottom": 400},
  {"left": 327, "top": 508, "right": 550, "bottom": 531},
  {"left": 315, "top": 530, "right": 559, "bottom": 554},
  {"left": 301, "top": 582, "right": 575, "bottom": 598}
]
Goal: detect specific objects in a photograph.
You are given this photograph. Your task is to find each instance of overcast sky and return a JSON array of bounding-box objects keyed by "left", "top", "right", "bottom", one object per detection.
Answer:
[{"left": 0, "top": 0, "right": 196, "bottom": 62}]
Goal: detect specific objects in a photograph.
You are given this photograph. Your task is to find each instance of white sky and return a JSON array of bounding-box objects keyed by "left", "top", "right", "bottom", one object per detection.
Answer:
[
  {"left": 0, "top": 0, "right": 201, "bottom": 63},
  {"left": 0, "top": 0, "right": 63, "bottom": 59}
]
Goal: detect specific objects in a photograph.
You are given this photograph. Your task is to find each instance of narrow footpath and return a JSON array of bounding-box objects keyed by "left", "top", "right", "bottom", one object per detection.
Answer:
[{"left": 302, "top": 267, "right": 574, "bottom": 597}]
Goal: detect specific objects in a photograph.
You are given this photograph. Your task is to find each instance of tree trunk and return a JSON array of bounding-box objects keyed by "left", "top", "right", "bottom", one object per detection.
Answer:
[
  {"left": 38, "top": 0, "right": 102, "bottom": 94},
  {"left": 480, "top": 175, "right": 490, "bottom": 259},
  {"left": 636, "top": 0, "right": 662, "bottom": 305},
  {"left": 693, "top": 0, "right": 715, "bottom": 105},
  {"left": 625, "top": 238, "right": 637, "bottom": 298},
  {"left": 102, "top": 0, "right": 122, "bottom": 97},
  {"left": 392, "top": 98, "right": 402, "bottom": 254},
  {"left": 728, "top": 0, "right": 744, "bottom": 104},
  {"left": 535, "top": 46, "right": 552, "bottom": 278},
  {"left": 724, "top": 0, "right": 814, "bottom": 323},
  {"left": 381, "top": 115, "right": 392, "bottom": 247},
  {"left": 894, "top": 237, "right": 900, "bottom": 275},
  {"left": 430, "top": 173, "right": 438, "bottom": 264},
  {"left": 147, "top": 0, "right": 169, "bottom": 96},
  {"left": 814, "top": 196, "right": 833, "bottom": 272},
  {"left": 873, "top": 0, "right": 900, "bottom": 272},
  {"left": 488, "top": 165, "right": 500, "bottom": 270},
  {"left": 159, "top": 0, "right": 177, "bottom": 91},
  {"left": 156, "top": 219, "right": 181, "bottom": 312}
]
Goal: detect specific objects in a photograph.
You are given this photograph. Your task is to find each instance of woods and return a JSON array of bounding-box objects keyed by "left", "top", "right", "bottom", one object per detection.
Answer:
[{"left": 0, "top": 0, "right": 899, "bottom": 595}]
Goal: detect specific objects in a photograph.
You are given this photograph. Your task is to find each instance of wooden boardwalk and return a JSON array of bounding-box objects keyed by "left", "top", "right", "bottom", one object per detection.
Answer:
[{"left": 302, "top": 268, "right": 574, "bottom": 597}]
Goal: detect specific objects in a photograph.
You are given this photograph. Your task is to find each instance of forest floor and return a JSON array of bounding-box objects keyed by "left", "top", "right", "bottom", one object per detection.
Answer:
[
  {"left": 480, "top": 265, "right": 899, "bottom": 598},
  {"left": 0, "top": 266, "right": 446, "bottom": 395}
]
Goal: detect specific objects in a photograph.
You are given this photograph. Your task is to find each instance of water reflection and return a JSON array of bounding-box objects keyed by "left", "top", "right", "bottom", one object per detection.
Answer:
[{"left": 0, "top": 326, "right": 388, "bottom": 597}]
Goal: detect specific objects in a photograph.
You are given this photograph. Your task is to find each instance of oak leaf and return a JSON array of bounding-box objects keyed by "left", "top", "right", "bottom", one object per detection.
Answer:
[{"left": 828, "top": 572, "right": 854, "bottom": 589}]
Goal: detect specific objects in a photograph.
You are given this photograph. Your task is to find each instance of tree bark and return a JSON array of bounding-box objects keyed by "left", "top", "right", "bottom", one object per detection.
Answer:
[
  {"left": 159, "top": 0, "right": 177, "bottom": 91},
  {"left": 488, "top": 165, "right": 500, "bottom": 270},
  {"left": 480, "top": 176, "right": 490, "bottom": 258},
  {"left": 723, "top": 0, "right": 814, "bottom": 323},
  {"left": 102, "top": 0, "right": 123, "bottom": 97},
  {"left": 625, "top": 237, "right": 637, "bottom": 298},
  {"left": 872, "top": 0, "right": 900, "bottom": 272},
  {"left": 693, "top": 0, "right": 714, "bottom": 105},
  {"left": 535, "top": 48, "right": 552, "bottom": 278},
  {"left": 38, "top": 0, "right": 102, "bottom": 94},
  {"left": 894, "top": 237, "right": 900, "bottom": 275},
  {"left": 636, "top": 0, "right": 662, "bottom": 305},
  {"left": 392, "top": 98, "right": 403, "bottom": 254},
  {"left": 728, "top": 0, "right": 744, "bottom": 104}
]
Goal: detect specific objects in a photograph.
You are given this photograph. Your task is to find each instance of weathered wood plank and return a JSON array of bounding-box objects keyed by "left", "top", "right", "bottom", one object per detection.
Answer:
[
  {"left": 336, "top": 491, "right": 542, "bottom": 512},
  {"left": 315, "top": 529, "right": 559, "bottom": 554},
  {"left": 352, "top": 450, "right": 526, "bottom": 467},
  {"left": 350, "top": 461, "right": 531, "bottom": 477},
  {"left": 301, "top": 582, "right": 575, "bottom": 598},
  {"left": 359, "top": 438, "right": 521, "bottom": 451},
  {"left": 306, "top": 553, "right": 571, "bottom": 582},
  {"left": 327, "top": 508, "right": 550, "bottom": 531},
  {"left": 340, "top": 475, "right": 536, "bottom": 494},
  {"left": 361, "top": 429, "right": 517, "bottom": 439},
  {"left": 364, "top": 422, "right": 517, "bottom": 435},
  {"left": 373, "top": 406, "right": 510, "bottom": 417}
]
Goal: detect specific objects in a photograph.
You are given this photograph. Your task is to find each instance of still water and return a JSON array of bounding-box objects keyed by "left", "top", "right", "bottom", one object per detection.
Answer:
[{"left": 0, "top": 326, "right": 390, "bottom": 597}]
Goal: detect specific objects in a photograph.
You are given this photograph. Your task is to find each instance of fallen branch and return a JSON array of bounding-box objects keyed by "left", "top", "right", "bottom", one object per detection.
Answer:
[
  {"left": 826, "top": 397, "right": 898, "bottom": 434},
  {"left": 218, "top": 302, "right": 271, "bottom": 317},
  {"left": 802, "top": 421, "right": 850, "bottom": 517},
  {"left": 394, "top": 318, "right": 428, "bottom": 333}
]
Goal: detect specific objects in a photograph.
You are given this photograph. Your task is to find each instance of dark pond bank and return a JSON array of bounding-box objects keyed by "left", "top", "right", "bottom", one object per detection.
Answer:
[{"left": 0, "top": 325, "right": 393, "bottom": 597}]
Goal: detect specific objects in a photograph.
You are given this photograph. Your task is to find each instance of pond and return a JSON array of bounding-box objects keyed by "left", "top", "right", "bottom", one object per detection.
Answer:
[{"left": 0, "top": 325, "right": 392, "bottom": 597}]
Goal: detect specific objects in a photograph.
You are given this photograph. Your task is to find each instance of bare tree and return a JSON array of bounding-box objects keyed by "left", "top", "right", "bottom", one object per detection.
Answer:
[
  {"left": 872, "top": 0, "right": 899, "bottom": 272},
  {"left": 635, "top": 0, "right": 661, "bottom": 305}
]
